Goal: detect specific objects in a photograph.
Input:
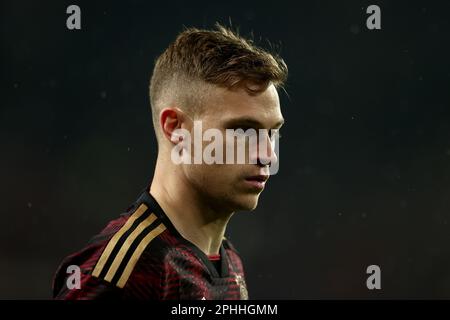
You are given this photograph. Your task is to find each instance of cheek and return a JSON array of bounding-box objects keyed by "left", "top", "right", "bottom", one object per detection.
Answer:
[{"left": 186, "top": 164, "right": 239, "bottom": 188}]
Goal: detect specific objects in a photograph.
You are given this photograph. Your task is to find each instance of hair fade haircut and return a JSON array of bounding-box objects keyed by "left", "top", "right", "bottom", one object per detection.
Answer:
[{"left": 149, "top": 23, "right": 288, "bottom": 139}]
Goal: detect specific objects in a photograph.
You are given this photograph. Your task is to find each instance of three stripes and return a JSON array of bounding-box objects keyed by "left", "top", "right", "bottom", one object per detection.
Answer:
[{"left": 92, "top": 203, "right": 166, "bottom": 288}]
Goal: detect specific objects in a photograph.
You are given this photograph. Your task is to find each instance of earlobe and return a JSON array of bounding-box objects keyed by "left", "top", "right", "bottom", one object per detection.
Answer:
[{"left": 170, "top": 131, "right": 184, "bottom": 143}]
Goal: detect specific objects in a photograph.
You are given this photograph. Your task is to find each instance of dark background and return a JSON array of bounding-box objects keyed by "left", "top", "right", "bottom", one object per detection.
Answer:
[{"left": 1, "top": 0, "right": 450, "bottom": 299}]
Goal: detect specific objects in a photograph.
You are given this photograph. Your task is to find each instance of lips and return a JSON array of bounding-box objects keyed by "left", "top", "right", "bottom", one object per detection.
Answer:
[
  {"left": 244, "top": 175, "right": 269, "bottom": 190},
  {"left": 245, "top": 175, "right": 269, "bottom": 182}
]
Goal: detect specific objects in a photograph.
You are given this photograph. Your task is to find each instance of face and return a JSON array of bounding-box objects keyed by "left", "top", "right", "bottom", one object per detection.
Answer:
[{"left": 181, "top": 83, "right": 284, "bottom": 213}]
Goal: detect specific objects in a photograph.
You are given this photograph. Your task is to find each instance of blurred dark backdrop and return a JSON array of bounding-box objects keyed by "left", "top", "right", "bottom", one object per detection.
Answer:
[{"left": 1, "top": 0, "right": 450, "bottom": 299}]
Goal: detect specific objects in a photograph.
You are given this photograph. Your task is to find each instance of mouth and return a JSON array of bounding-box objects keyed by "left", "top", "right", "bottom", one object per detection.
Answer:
[{"left": 244, "top": 175, "right": 269, "bottom": 190}]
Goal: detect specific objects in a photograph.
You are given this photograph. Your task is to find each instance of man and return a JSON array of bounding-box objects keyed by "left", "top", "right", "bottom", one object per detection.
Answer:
[{"left": 53, "top": 23, "right": 287, "bottom": 300}]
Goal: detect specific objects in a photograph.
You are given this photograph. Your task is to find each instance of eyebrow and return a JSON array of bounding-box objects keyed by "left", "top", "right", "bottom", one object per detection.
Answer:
[{"left": 223, "top": 117, "right": 285, "bottom": 129}]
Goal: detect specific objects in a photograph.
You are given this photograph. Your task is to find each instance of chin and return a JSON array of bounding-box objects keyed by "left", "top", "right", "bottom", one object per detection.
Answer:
[{"left": 233, "top": 193, "right": 261, "bottom": 211}]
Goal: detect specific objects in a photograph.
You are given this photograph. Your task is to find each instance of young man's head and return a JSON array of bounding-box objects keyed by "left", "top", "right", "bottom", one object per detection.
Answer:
[{"left": 149, "top": 24, "right": 287, "bottom": 213}]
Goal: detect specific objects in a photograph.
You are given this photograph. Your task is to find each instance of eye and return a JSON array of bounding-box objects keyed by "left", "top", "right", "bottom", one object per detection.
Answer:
[{"left": 232, "top": 126, "right": 252, "bottom": 131}]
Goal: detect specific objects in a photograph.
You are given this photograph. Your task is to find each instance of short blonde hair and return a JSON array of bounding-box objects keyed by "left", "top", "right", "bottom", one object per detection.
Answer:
[{"left": 149, "top": 23, "right": 288, "bottom": 138}]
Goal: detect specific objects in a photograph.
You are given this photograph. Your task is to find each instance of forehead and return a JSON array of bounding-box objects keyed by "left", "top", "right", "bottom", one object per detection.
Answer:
[{"left": 202, "top": 84, "right": 282, "bottom": 126}]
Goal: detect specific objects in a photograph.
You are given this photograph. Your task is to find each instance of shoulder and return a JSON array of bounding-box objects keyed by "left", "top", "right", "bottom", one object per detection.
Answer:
[
  {"left": 53, "top": 203, "right": 172, "bottom": 299},
  {"left": 90, "top": 203, "right": 168, "bottom": 288}
]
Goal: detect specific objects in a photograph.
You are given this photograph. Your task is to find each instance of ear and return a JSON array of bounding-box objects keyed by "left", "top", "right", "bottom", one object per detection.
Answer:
[{"left": 159, "top": 108, "right": 186, "bottom": 144}]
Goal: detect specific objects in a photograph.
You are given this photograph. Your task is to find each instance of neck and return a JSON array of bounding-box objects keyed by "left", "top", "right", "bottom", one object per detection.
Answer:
[{"left": 150, "top": 153, "right": 233, "bottom": 256}]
